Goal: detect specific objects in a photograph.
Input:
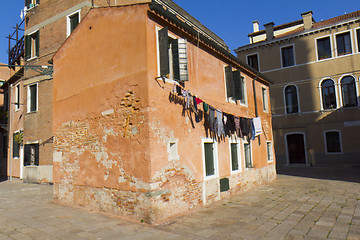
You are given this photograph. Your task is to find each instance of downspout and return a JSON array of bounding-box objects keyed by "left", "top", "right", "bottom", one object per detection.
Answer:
[
  {"left": 8, "top": 84, "right": 12, "bottom": 181},
  {"left": 252, "top": 74, "right": 261, "bottom": 145}
]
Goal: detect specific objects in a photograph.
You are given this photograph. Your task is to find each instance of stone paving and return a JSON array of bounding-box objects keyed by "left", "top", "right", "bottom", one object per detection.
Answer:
[{"left": 0, "top": 168, "right": 359, "bottom": 240}]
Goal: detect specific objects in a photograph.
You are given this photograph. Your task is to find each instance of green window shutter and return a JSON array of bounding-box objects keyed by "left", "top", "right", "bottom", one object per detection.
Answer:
[
  {"left": 225, "top": 65, "right": 233, "bottom": 98},
  {"left": 204, "top": 143, "right": 215, "bottom": 176},
  {"left": 30, "top": 85, "right": 37, "bottom": 112},
  {"left": 232, "top": 70, "right": 242, "bottom": 101},
  {"left": 158, "top": 27, "right": 169, "bottom": 77},
  {"left": 13, "top": 133, "right": 19, "bottom": 158},
  {"left": 35, "top": 31, "right": 40, "bottom": 57},
  {"left": 70, "top": 13, "right": 79, "bottom": 34},
  {"left": 231, "top": 143, "right": 238, "bottom": 171},
  {"left": 172, "top": 39, "right": 188, "bottom": 81},
  {"left": 25, "top": 35, "right": 31, "bottom": 60}
]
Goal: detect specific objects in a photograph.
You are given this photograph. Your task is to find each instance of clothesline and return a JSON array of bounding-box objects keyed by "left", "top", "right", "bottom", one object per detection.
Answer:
[{"left": 155, "top": 77, "right": 263, "bottom": 140}]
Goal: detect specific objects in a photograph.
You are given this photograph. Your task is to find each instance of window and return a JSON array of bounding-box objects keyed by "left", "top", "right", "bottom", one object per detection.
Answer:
[
  {"left": 281, "top": 45, "right": 295, "bottom": 67},
  {"left": 321, "top": 79, "right": 337, "bottom": 110},
  {"left": 325, "top": 131, "right": 342, "bottom": 153},
  {"left": 341, "top": 76, "right": 357, "bottom": 107},
  {"left": 230, "top": 140, "right": 241, "bottom": 172},
  {"left": 15, "top": 84, "right": 20, "bottom": 111},
  {"left": 13, "top": 132, "right": 20, "bottom": 158},
  {"left": 262, "top": 87, "right": 269, "bottom": 112},
  {"left": 158, "top": 27, "right": 188, "bottom": 82},
  {"left": 284, "top": 85, "right": 299, "bottom": 114},
  {"left": 247, "top": 54, "right": 259, "bottom": 71},
  {"left": 24, "top": 143, "right": 39, "bottom": 166},
  {"left": 356, "top": 29, "right": 360, "bottom": 52},
  {"left": 25, "top": 31, "right": 39, "bottom": 60},
  {"left": 266, "top": 142, "right": 274, "bottom": 162},
  {"left": 336, "top": 32, "right": 352, "bottom": 56},
  {"left": 203, "top": 140, "right": 217, "bottom": 178},
  {"left": 67, "top": 11, "right": 80, "bottom": 37},
  {"left": 25, "top": 0, "right": 39, "bottom": 9},
  {"left": 225, "top": 66, "right": 246, "bottom": 104},
  {"left": 168, "top": 140, "right": 179, "bottom": 161},
  {"left": 27, "top": 84, "right": 38, "bottom": 112},
  {"left": 317, "top": 36, "right": 332, "bottom": 60},
  {"left": 4, "top": 91, "right": 8, "bottom": 112},
  {"left": 244, "top": 140, "right": 252, "bottom": 168}
]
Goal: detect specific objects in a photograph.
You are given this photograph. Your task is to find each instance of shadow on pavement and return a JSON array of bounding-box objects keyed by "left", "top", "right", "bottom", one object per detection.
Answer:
[{"left": 276, "top": 164, "right": 360, "bottom": 183}]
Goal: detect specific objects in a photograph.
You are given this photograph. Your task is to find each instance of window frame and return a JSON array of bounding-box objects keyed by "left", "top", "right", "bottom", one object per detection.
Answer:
[
  {"left": 338, "top": 75, "right": 358, "bottom": 108},
  {"left": 324, "top": 130, "right": 343, "bottom": 154},
  {"left": 27, "top": 83, "right": 38, "bottom": 113},
  {"left": 202, "top": 138, "right": 219, "bottom": 180},
  {"left": 229, "top": 138, "right": 242, "bottom": 173},
  {"left": 15, "top": 84, "right": 20, "bottom": 112},
  {"left": 262, "top": 87, "right": 269, "bottom": 113},
  {"left": 319, "top": 78, "right": 338, "bottom": 111},
  {"left": 67, "top": 10, "right": 81, "bottom": 37},
  {"left": 334, "top": 30, "right": 353, "bottom": 57},
  {"left": 224, "top": 66, "right": 247, "bottom": 106},
  {"left": 243, "top": 139, "right": 253, "bottom": 169},
  {"left": 246, "top": 52, "right": 260, "bottom": 71},
  {"left": 283, "top": 84, "right": 300, "bottom": 114},
  {"left": 280, "top": 44, "right": 296, "bottom": 68},
  {"left": 25, "top": 29, "right": 39, "bottom": 60},
  {"left": 315, "top": 35, "right": 333, "bottom": 61},
  {"left": 266, "top": 141, "right": 274, "bottom": 163},
  {"left": 355, "top": 27, "right": 360, "bottom": 53}
]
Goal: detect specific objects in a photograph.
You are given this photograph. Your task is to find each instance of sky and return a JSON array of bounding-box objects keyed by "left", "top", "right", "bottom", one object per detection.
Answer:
[{"left": 0, "top": 0, "right": 359, "bottom": 64}]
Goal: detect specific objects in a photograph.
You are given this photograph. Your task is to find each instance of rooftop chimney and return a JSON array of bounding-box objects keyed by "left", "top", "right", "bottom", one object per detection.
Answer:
[
  {"left": 301, "top": 11, "right": 313, "bottom": 30},
  {"left": 252, "top": 20, "right": 259, "bottom": 32},
  {"left": 263, "top": 22, "right": 275, "bottom": 41}
]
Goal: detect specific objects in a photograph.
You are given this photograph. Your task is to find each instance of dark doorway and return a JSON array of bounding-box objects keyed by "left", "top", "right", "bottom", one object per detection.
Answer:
[{"left": 286, "top": 133, "right": 306, "bottom": 164}]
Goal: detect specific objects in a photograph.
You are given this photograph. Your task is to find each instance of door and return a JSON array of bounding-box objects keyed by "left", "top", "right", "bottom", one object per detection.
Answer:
[{"left": 286, "top": 133, "right": 306, "bottom": 164}]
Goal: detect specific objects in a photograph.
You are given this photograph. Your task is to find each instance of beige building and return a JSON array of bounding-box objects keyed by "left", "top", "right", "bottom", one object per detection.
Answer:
[{"left": 236, "top": 11, "right": 360, "bottom": 167}]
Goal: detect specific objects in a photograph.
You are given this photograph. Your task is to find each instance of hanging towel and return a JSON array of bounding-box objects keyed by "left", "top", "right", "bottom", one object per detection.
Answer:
[
  {"left": 216, "top": 109, "right": 225, "bottom": 137},
  {"left": 185, "top": 91, "right": 191, "bottom": 109},
  {"left": 251, "top": 117, "right": 262, "bottom": 140},
  {"left": 240, "top": 117, "right": 250, "bottom": 136},
  {"left": 203, "top": 102, "right": 209, "bottom": 113},
  {"left": 209, "top": 106, "right": 216, "bottom": 132},
  {"left": 196, "top": 98, "right": 203, "bottom": 105}
]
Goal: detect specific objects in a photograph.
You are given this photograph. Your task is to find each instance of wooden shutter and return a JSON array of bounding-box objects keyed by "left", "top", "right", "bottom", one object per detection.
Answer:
[
  {"left": 158, "top": 27, "right": 169, "bottom": 77},
  {"left": 204, "top": 143, "right": 215, "bottom": 176},
  {"left": 70, "top": 13, "right": 79, "bottom": 34},
  {"left": 232, "top": 70, "right": 242, "bottom": 100},
  {"left": 30, "top": 85, "right": 37, "bottom": 112},
  {"left": 172, "top": 39, "right": 188, "bottom": 81},
  {"left": 231, "top": 143, "right": 238, "bottom": 171},
  {"left": 225, "top": 65, "right": 233, "bottom": 98},
  {"left": 25, "top": 35, "right": 31, "bottom": 60},
  {"left": 35, "top": 31, "right": 40, "bottom": 57}
]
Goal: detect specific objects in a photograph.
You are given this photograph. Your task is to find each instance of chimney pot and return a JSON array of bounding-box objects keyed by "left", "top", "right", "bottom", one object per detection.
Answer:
[
  {"left": 252, "top": 20, "right": 259, "bottom": 32},
  {"left": 263, "top": 22, "right": 275, "bottom": 41},
  {"left": 301, "top": 11, "right": 314, "bottom": 30}
]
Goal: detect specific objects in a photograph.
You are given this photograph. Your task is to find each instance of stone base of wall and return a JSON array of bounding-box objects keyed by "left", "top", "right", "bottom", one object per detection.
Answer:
[
  {"left": 23, "top": 165, "right": 53, "bottom": 183},
  {"left": 54, "top": 164, "right": 276, "bottom": 224}
]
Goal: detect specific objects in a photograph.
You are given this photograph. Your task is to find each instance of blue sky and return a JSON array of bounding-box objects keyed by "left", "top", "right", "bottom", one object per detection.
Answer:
[{"left": 0, "top": 0, "right": 359, "bottom": 64}]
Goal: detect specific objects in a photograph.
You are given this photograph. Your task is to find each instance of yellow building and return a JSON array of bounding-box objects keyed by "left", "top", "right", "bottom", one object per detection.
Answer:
[{"left": 236, "top": 11, "right": 360, "bottom": 167}]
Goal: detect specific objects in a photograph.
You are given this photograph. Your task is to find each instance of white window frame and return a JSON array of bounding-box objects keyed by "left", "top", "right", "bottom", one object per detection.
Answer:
[
  {"left": 202, "top": 138, "right": 219, "bottom": 180},
  {"left": 67, "top": 10, "right": 81, "bottom": 37},
  {"left": 246, "top": 52, "right": 260, "bottom": 71},
  {"left": 283, "top": 84, "right": 301, "bottom": 114},
  {"left": 15, "top": 84, "right": 20, "bottom": 111},
  {"left": 338, "top": 74, "right": 358, "bottom": 108},
  {"left": 27, "top": 83, "right": 38, "bottom": 113},
  {"left": 262, "top": 87, "right": 269, "bottom": 113},
  {"left": 280, "top": 44, "right": 296, "bottom": 68},
  {"left": 167, "top": 139, "right": 179, "bottom": 161},
  {"left": 334, "top": 30, "right": 354, "bottom": 58},
  {"left": 27, "top": 29, "right": 39, "bottom": 61},
  {"left": 324, "top": 130, "right": 343, "bottom": 154},
  {"left": 224, "top": 66, "right": 248, "bottom": 106},
  {"left": 266, "top": 141, "right": 274, "bottom": 163},
  {"left": 243, "top": 138, "right": 253, "bottom": 169},
  {"left": 315, "top": 34, "right": 333, "bottom": 62},
  {"left": 318, "top": 77, "right": 339, "bottom": 111},
  {"left": 229, "top": 138, "right": 242, "bottom": 173},
  {"left": 355, "top": 27, "right": 360, "bottom": 53}
]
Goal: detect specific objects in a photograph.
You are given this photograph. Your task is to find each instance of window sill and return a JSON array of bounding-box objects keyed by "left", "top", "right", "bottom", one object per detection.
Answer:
[
  {"left": 26, "top": 56, "right": 38, "bottom": 61},
  {"left": 231, "top": 169, "right": 242, "bottom": 174},
  {"left": 26, "top": 110, "right": 38, "bottom": 114},
  {"left": 227, "top": 98, "right": 247, "bottom": 107},
  {"left": 204, "top": 174, "right": 218, "bottom": 181}
]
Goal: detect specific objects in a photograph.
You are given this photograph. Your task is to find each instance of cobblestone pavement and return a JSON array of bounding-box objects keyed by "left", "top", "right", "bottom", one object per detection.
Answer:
[{"left": 0, "top": 168, "right": 359, "bottom": 240}]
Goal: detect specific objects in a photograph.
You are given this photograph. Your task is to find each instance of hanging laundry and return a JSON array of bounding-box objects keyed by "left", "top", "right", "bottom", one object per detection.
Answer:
[
  {"left": 176, "top": 85, "right": 182, "bottom": 95},
  {"left": 172, "top": 83, "right": 177, "bottom": 93},
  {"left": 234, "top": 117, "right": 243, "bottom": 138},
  {"left": 184, "top": 91, "right": 191, "bottom": 109},
  {"left": 209, "top": 106, "right": 216, "bottom": 132},
  {"left": 196, "top": 98, "right": 203, "bottom": 105},
  {"left": 251, "top": 117, "right": 262, "bottom": 140},
  {"left": 216, "top": 109, "right": 225, "bottom": 137},
  {"left": 203, "top": 102, "right": 209, "bottom": 113},
  {"left": 224, "top": 113, "right": 235, "bottom": 136},
  {"left": 240, "top": 117, "right": 250, "bottom": 136}
]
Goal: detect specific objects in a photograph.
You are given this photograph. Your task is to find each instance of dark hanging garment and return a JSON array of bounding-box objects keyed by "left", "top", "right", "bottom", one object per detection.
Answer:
[
  {"left": 240, "top": 117, "right": 250, "bottom": 136},
  {"left": 216, "top": 109, "right": 225, "bottom": 137},
  {"left": 209, "top": 106, "right": 216, "bottom": 132},
  {"left": 225, "top": 114, "right": 235, "bottom": 135},
  {"left": 176, "top": 85, "right": 182, "bottom": 95},
  {"left": 203, "top": 102, "right": 209, "bottom": 113},
  {"left": 235, "top": 117, "right": 243, "bottom": 138}
]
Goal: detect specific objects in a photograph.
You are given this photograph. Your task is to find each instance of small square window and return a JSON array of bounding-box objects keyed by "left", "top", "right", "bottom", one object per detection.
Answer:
[
  {"left": 168, "top": 141, "right": 179, "bottom": 161},
  {"left": 325, "top": 131, "right": 342, "bottom": 153},
  {"left": 336, "top": 32, "right": 352, "bottom": 56},
  {"left": 317, "top": 36, "right": 332, "bottom": 60},
  {"left": 281, "top": 45, "right": 295, "bottom": 67}
]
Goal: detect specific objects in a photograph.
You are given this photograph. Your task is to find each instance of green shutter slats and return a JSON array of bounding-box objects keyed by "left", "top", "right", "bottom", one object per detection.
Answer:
[
  {"left": 225, "top": 65, "right": 233, "bottom": 98},
  {"left": 158, "top": 27, "right": 169, "bottom": 77},
  {"left": 204, "top": 143, "right": 215, "bottom": 176},
  {"left": 24, "top": 35, "right": 31, "bottom": 60},
  {"left": 30, "top": 85, "right": 37, "bottom": 112},
  {"left": 172, "top": 39, "right": 188, "bottom": 81}
]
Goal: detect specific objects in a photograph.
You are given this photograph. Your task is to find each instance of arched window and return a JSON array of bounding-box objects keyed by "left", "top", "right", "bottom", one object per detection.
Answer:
[
  {"left": 341, "top": 76, "right": 357, "bottom": 107},
  {"left": 284, "top": 85, "right": 299, "bottom": 114},
  {"left": 321, "top": 79, "right": 337, "bottom": 110}
]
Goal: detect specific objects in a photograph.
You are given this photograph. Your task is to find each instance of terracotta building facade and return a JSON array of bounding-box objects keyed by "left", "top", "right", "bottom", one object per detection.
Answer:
[
  {"left": 53, "top": 0, "right": 276, "bottom": 223},
  {"left": 236, "top": 11, "right": 360, "bottom": 167}
]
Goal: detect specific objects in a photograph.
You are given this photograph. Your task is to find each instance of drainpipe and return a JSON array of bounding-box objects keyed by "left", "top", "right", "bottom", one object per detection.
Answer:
[
  {"left": 252, "top": 75, "right": 261, "bottom": 145},
  {"left": 8, "top": 84, "right": 12, "bottom": 181}
]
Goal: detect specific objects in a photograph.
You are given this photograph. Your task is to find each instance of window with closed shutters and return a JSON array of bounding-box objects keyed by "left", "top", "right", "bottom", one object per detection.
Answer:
[
  {"left": 204, "top": 143, "right": 215, "bottom": 176},
  {"left": 225, "top": 66, "right": 246, "bottom": 104},
  {"left": 28, "top": 84, "right": 37, "bottom": 112}
]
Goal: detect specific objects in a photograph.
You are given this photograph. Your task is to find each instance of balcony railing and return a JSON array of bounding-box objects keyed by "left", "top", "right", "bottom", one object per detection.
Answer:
[{"left": 7, "top": 19, "right": 25, "bottom": 67}]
